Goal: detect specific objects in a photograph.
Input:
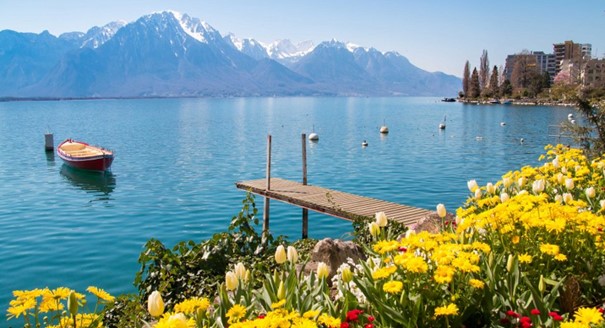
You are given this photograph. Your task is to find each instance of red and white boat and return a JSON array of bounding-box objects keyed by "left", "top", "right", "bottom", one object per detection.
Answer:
[{"left": 57, "top": 139, "right": 114, "bottom": 171}]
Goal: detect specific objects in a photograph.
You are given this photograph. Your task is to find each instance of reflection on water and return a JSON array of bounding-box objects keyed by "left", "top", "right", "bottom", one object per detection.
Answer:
[
  {"left": 45, "top": 150, "right": 55, "bottom": 165},
  {"left": 59, "top": 165, "right": 116, "bottom": 199}
]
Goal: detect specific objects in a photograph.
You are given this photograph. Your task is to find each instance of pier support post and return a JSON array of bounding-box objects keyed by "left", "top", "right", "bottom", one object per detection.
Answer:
[
  {"left": 263, "top": 134, "right": 272, "bottom": 239},
  {"left": 302, "top": 133, "right": 308, "bottom": 239}
]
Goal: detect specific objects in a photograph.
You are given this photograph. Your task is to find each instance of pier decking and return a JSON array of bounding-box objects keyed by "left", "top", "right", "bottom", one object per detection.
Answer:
[{"left": 236, "top": 178, "right": 432, "bottom": 226}]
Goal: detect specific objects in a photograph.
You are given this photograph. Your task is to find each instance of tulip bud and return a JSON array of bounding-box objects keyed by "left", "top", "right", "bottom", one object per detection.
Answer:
[
  {"left": 600, "top": 199, "right": 605, "bottom": 209},
  {"left": 275, "top": 245, "right": 287, "bottom": 264},
  {"left": 317, "top": 262, "right": 330, "bottom": 279},
  {"left": 244, "top": 269, "right": 251, "bottom": 283},
  {"left": 552, "top": 157, "right": 560, "bottom": 168},
  {"left": 369, "top": 222, "right": 380, "bottom": 237},
  {"left": 467, "top": 180, "right": 479, "bottom": 192},
  {"left": 486, "top": 183, "right": 495, "bottom": 194},
  {"left": 532, "top": 179, "right": 545, "bottom": 194},
  {"left": 563, "top": 193, "right": 573, "bottom": 204},
  {"left": 561, "top": 166, "right": 568, "bottom": 174},
  {"left": 287, "top": 246, "right": 298, "bottom": 263},
  {"left": 565, "top": 178, "right": 574, "bottom": 190},
  {"left": 518, "top": 177, "right": 526, "bottom": 188},
  {"left": 225, "top": 271, "right": 239, "bottom": 291},
  {"left": 375, "top": 212, "right": 388, "bottom": 227},
  {"left": 277, "top": 281, "right": 286, "bottom": 300},
  {"left": 538, "top": 275, "right": 546, "bottom": 293},
  {"left": 436, "top": 204, "right": 446, "bottom": 218},
  {"left": 234, "top": 262, "right": 246, "bottom": 280},
  {"left": 557, "top": 173, "right": 564, "bottom": 184},
  {"left": 147, "top": 291, "right": 165, "bottom": 317},
  {"left": 500, "top": 192, "right": 510, "bottom": 203},
  {"left": 68, "top": 291, "right": 78, "bottom": 317},
  {"left": 341, "top": 266, "right": 353, "bottom": 283},
  {"left": 502, "top": 177, "right": 512, "bottom": 188},
  {"left": 474, "top": 189, "right": 482, "bottom": 200},
  {"left": 586, "top": 187, "right": 596, "bottom": 199},
  {"left": 506, "top": 254, "right": 514, "bottom": 272},
  {"left": 555, "top": 194, "right": 563, "bottom": 203}
]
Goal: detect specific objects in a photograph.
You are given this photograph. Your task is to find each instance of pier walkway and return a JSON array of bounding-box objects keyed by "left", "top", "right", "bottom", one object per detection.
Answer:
[{"left": 236, "top": 177, "right": 432, "bottom": 226}]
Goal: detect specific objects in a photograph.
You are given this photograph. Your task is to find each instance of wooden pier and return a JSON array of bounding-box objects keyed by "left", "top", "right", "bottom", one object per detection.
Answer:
[
  {"left": 236, "top": 178, "right": 432, "bottom": 228},
  {"left": 236, "top": 134, "right": 433, "bottom": 238}
]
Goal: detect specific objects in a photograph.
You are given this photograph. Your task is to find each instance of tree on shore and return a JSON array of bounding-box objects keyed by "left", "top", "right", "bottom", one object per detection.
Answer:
[
  {"left": 479, "top": 50, "right": 489, "bottom": 91},
  {"left": 485, "top": 65, "right": 500, "bottom": 98},
  {"left": 462, "top": 61, "right": 471, "bottom": 97},
  {"left": 511, "top": 51, "right": 539, "bottom": 95},
  {"left": 468, "top": 68, "right": 481, "bottom": 98}
]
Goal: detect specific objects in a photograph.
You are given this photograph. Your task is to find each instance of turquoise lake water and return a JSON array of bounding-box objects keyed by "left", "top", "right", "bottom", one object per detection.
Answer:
[{"left": 0, "top": 97, "right": 573, "bottom": 321}]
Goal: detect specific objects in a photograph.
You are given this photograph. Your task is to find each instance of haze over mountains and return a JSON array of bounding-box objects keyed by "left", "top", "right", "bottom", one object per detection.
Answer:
[{"left": 0, "top": 11, "right": 461, "bottom": 98}]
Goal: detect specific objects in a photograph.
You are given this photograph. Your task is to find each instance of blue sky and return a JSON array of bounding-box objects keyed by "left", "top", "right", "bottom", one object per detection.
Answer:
[{"left": 1, "top": 0, "right": 603, "bottom": 77}]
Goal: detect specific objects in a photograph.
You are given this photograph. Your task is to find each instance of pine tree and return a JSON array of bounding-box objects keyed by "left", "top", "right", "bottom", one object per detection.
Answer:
[
  {"left": 469, "top": 68, "right": 481, "bottom": 98},
  {"left": 489, "top": 65, "right": 500, "bottom": 97},
  {"left": 479, "top": 50, "right": 489, "bottom": 90},
  {"left": 463, "top": 61, "right": 471, "bottom": 97}
]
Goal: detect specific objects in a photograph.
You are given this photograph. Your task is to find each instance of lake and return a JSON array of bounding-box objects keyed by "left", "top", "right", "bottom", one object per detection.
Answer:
[{"left": 0, "top": 97, "right": 574, "bottom": 319}]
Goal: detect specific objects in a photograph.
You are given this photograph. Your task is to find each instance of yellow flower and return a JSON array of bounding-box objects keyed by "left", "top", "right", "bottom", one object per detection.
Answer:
[
  {"left": 174, "top": 297, "right": 210, "bottom": 314},
  {"left": 275, "top": 245, "right": 287, "bottom": 264},
  {"left": 303, "top": 309, "right": 320, "bottom": 319},
  {"left": 469, "top": 279, "right": 485, "bottom": 289},
  {"left": 574, "top": 307, "right": 604, "bottom": 325},
  {"left": 539, "top": 243, "right": 560, "bottom": 256},
  {"left": 318, "top": 313, "right": 341, "bottom": 327},
  {"left": 317, "top": 262, "right": 330, "bottom": 279},
  {"left": 383, "top": 280, "right": 403, "bottom": 294},
  {"left": 225, "top": 271, "right": 239, "bottom": 291},
  {"left": 518, "top": 254, "right": 533, "bottom": 264},
  {"left": 271, "top": 299, "right": 286, "bottom": 309},
  {"left": 434, "top": 265, "right": 455, "bottom": 284},
  {"left": 372, "top": 265, "right": 397, "bottom": 280},
  {"left": 511, "top": 235, "right": 520, "bottom": 244},
  {"left": 226, "top": 304, "right": 247, "bottom": 324},
  {"left": 402, "top": 256, "right": 429, "bottom": 273},
  {"left": 287, "top": 246, "right": 299, "bottom": 263},
  {"left": 555, "top": 253, "right": 568, "bottom": 261},
  {"left": 86, "top": 286, "right": 115, "bottom": 302},
  {"left": 435, "top": 303, "right": 459, "bottom": 317}
]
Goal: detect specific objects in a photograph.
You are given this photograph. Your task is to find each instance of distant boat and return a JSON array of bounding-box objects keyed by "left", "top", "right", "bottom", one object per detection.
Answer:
[
  {"left": 488, "top": 99, "right": 501, "bottom": 104},
  {"left": 502, "top": 100, "right": 512, "bottom": 105},
  {"left": 441, "top": 98, "right": 456, "bottom": 102},
  {"left": 439, "top": 115, "right": 446, "bottom": 129},
  {"left": 57, "top": 139, "right": 114, "bottom": 171}
]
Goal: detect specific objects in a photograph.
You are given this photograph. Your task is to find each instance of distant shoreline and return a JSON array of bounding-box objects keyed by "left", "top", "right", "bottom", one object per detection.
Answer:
[{"left": 457, "top": 99, "right": 577, "bottom": 107}]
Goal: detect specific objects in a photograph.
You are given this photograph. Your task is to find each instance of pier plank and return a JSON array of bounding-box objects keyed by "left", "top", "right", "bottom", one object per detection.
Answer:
[{"left": 236, "top": 178, "right": 432, "bottom": 226}]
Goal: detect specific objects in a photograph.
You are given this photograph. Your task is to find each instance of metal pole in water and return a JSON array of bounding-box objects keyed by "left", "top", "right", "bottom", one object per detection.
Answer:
[
  {"left": 263, "top": 134, "right": 272, "bottom": 238},
  {"left": 302, "top": 133, "right": 308, "bottom": 239},
  {"left": 44, "top": 133, "right": 54, "bottom": 151}
]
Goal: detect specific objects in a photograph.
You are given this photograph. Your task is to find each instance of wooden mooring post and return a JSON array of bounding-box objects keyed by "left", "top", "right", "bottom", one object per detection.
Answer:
[
  {"left": 263, "top": 134, "right": 271, "bottom": 238},
  {"left": 301, "top": 133, "right": 308, "bottom": 239}
]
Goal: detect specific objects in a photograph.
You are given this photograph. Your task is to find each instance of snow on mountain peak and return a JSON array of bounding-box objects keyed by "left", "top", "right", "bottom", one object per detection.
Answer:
[
  {"left": 267, "top": 39, "right": 315, "bottom": 60},
  {"left": 168, "top": 10, "right": 217, "bottom": 43}
]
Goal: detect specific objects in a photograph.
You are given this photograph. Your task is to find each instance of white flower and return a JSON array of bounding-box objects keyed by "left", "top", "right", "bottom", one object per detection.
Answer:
[
  {"left": 486, "top": 182, "right": 495, "bottom": 194},
  {"left": 275, "top": 245, "right": 287, "bottom": 264},
  {"left": 555, "top": 194, "right": 563, "bottom": 203},
  {"left": 600, "top": 199, "right": 605, "bottom": 209},
  {"left": 147, "top": 291, "right": 164, "bottom": 317},
  {"left": 225, "top": 271, "right": 238, "bottom": 291},
  {"left": 502, "top": 177, "right": 512, "bottom": 188},
  {"left": 552, "top": 157, "right": 560, "bottom": 168},
  {"left": 375, "top": 212, "right": 388, "bottom": 227},
  {"left": 500, "top": 192, "right": 510, "bottom": 203},
  {"left": 563, "top": 192, "right": 573, "bottom": 204},
  {"left": 317, "top": 262, "right": 330, "bottom": 279},
  {"left": 474, "top": 189, "right": 482, "bottom": 199},
  {"left": 234, "top": 262, "right": 246, "bottom": 280},
  {"left": 436, "top": 203, "right": 446, "bottom": 218},
  {"left": 532, "top": 179, "right": 545, "bottom": 194},
  {"left": 565, "top": 178, "right": 574, "bottom": 190},
  {"left": 557, "top": 173, "right": 564, "bottom": 184},
  {"left": 287, "top": 246, "right": 298, "bottom": 263},
  {"left": 467, "top": 180, "right": 479, "bottom": 192},
  {"left": 518, "top": 177, "right": 526, "bottom": 188},
  {"left": 368, "top": 222, "right": 380, "bottom": 237},
  {"left": 586, "top": 187, "right": 596, "bottom": 199}
]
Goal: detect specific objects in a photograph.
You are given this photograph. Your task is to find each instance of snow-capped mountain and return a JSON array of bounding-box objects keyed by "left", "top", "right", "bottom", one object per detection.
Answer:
[{"left": 0, "top": 11, "right": 460, "bottom": 98}]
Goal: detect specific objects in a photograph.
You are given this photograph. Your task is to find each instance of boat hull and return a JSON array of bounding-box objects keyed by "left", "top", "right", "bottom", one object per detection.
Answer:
[{"left": 57, "top": 139, "right": 114, "bottom": 171}]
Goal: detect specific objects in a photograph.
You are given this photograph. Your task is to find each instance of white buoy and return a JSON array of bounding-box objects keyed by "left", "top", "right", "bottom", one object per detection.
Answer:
[
  {"left": 362, "top": 140, "right": 368, "bottom": 147},
  {"left": 44, "top": 133, "right": 54, "bottom": 151},
  {"left": 438, "top": 123, "right": 446, "bottom": 129},
  {"left": 308, "top": 132, "right": 319, "bottom": 141},
  {"left": 500, "top": 122, "right": 506, "bottom": 126},
  {"left": 520, "top": 138, "right": 525, "bottom": 144},
  {"left": 380, "top": 125, "right": 389, "bottom": 134}
]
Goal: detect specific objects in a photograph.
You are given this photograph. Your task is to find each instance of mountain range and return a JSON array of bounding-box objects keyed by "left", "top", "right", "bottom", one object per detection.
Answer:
[{"left": 0, "top": 11, "right": 461, "bottom": 98}]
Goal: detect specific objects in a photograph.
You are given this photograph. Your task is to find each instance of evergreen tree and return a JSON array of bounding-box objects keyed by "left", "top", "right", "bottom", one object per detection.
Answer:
[
  {"left": 469, "top": 68, "right": 481, "bottom": 98},
  {"left": 489, "top": 65, "right": 500, "bottom": 97},
  {"left": 479, "top": 50, "right": 489, "bottom": 90},
  {"left": 463, "top": 61, "right": 471, "bottom": 97},
  {"left": 500, "top": 79, "right": 513, "bottom": 97}
]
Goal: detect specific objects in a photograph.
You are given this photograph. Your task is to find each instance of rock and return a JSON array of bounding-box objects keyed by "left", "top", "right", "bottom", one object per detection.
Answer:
[
  {"left": 304, "top": 238, "right": 366, "bottom": 282},
  {"left": 410, "top": 212, "right": 456, "bottom": 234}
]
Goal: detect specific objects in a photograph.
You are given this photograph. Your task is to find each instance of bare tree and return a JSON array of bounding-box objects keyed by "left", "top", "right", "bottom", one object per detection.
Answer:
[
  {"left": 510, "top": 51, "right": 538, "bottom": 93},
  {"left": 479, "top": 50, "right": 489, "bottom": 91}
]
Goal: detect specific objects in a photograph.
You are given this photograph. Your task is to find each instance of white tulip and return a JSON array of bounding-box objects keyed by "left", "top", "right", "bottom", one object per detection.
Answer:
[
  {"left": 436, "top": 203, "right": 446, "bottom": 218},
  {"left": 287, "top": 246, "right": 298, "bottom": 263},
  {"left": 532, "top": 179, "right": 545, "bottom": 194},
  {"left": 502, "top": 177, "right": 512, "bottom": 188},
  {"left": 563, "top": 193, "right": 573, "bottom": 204},
  {"left": 317, "top": 262, "right": 330, "bottom": 279},
  {"left": 225, "top": 271, "right": 239, "bottom": 291},
  {"left": 555, "top": 194, "right": 563, "bottom": 203},
  {"left": 500, "top": 192, "right": 510, "bottom": 203},
  {"left": 557, "top": 173, "right": 564, "bottom": 184},
  {"left": 368, "top": 222, "right": 380, "bottom": 237},
  {"left": 375, "top": 212, "right": 388, "bottom": 227},
  {"left": 518, "top": 177, "right": 526, "bottom": 188},
  {"left": 600, "top": 199, "right": 605, "bottom": 209},
  {"left": 586, "top": 187, "right": 596, "bottom": 199},
  {"left": 565, "top": 178, "right": 574, "bottom": 190},
  {"left": 474, "top": 189, "right": 482, "bottom": 199},
  {"left": 552, "top": 157, "right": 560, "bottom": 168},
  {"left": 486, "top": 183, "right": 495, "bottom": 194},
  {"left": 147, "top": 291, "right": 165, "bottom": 317},
  {"left": 234, "top": 262, "right": 246, "bottom": 280},
  {"left": 467, "top": 180, "right": 479, "bottom": 192},
  {"left": 275, "top": 245, "right": 287, "bottom": 264}
]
